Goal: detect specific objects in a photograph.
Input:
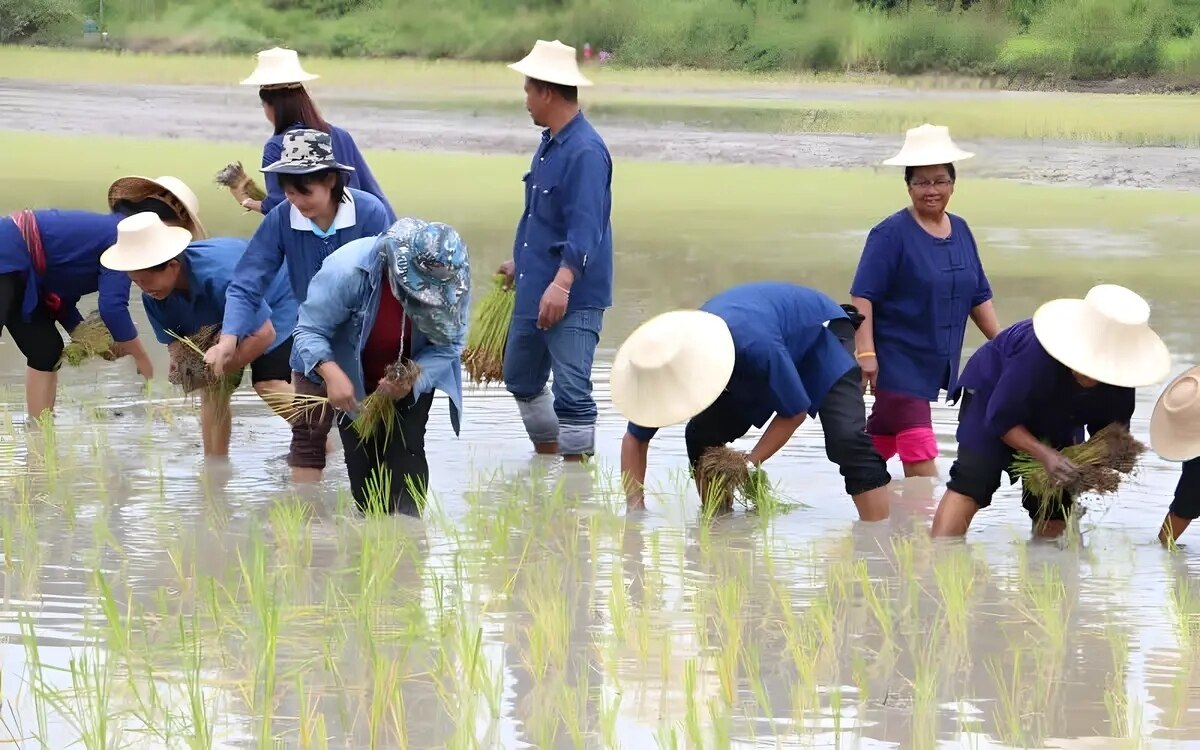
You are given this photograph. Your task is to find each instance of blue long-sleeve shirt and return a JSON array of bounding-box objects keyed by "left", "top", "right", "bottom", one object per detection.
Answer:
[
  {"left": 261, "top": 124, "right": 396, "bottom": 222},
  {"left": 222, "top": 188, "right": 391, "bottom": 372},
  {"left": 628, "top": 282, "right": 854, "bottom": 441},
  {"left": 850, "top": 209, "right": 992, "bottom": 401},
  {"left": 954, "top": 319, "right": 1135, "bottom": 463},
  {"left": 512, "top": 112, "right": 613, "bottom": 320},
  {"left": 292, "top": 235, "right": 466, "bottom": 432},
  {"left": 0, "top": 210, "right": 138, "bottom": 341},
  {"left": 142, "top": 238, "right": 296, "bottom": 352}
]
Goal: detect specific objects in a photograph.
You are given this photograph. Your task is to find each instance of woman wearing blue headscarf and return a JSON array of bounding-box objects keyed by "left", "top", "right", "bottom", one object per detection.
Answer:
[{"left": 292, "top": 218, "right": 470, "bottom": 515}]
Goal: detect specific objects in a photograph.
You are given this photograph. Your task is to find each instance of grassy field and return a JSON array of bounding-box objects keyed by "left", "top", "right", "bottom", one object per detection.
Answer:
[
  {"left": 7, "top": 46, "right": 1200, "bottom": 147},
  {"left": 8, "top": 129, "right": 1200, "bottom": 301}
]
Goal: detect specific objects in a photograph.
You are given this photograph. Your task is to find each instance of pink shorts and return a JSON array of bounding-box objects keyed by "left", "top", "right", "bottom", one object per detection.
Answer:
[{"left": 866, "top": 388, "right": 938, "bottom": 464}]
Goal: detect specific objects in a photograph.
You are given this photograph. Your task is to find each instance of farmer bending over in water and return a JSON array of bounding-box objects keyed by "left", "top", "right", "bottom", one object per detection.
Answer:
[
  {"left": 101, "top": 213, "right": 297, "bottom": 457},
  {"left": 499, "top": 40, "right": 613, "bottom": 462},
  {"left": 206, "top": 129, "right": 391, "bottom": 484},
  {"left": 613, "top": 282, "right": 893, "bottom": 521},
  {"left": 0, "top": 175, "right": 205, "bottom": 420},
  {"left": 1147, "top": 366, "right": 1200, "bottom": 545},
  {"left": 930, "top": 284, "right": 1170, "bottom": 539},
  {"left": 292, "top": 218, "right": 470, "bottom": 516}
]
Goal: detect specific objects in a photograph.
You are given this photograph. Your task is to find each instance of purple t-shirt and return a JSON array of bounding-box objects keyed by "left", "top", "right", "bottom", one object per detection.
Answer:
[{"left": 954, "top": 319, "right": 1135, "bottom": 462}]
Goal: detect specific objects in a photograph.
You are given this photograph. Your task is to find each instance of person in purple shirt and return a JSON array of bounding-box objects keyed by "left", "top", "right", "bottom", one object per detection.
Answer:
[
  {"left": 232, "top": 47, "right": 395, "bottom": 222},
  {"left": 0, "top": 176, "right": 205, "bottom": 420},
  {"left": 1146, "top": 366, "right": 1200, "bottom": 546},
  {"left": 851, "top": 125, "right": 999, "bottom": 479},
  {"left": 930, "top": 285, "right": 1171, "bottom": 539},
  {"left": 615, "top": 282, "right": 892, "bottom": 521},
  {"left": 499, "top": 40, "right": 614, "bottom": 462},
  {"left": 206, "top": 129, "right": 391, "bottom": 484}
]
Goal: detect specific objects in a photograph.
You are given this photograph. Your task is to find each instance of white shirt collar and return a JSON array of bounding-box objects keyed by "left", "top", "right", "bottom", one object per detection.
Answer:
[{"left": 289, "top": 189, "right": 357, "bottom": 233}]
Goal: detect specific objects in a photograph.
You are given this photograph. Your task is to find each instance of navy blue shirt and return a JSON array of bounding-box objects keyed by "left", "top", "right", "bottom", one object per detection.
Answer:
[
  {"left": 512, "top": 112, "right": 613, "bottom": 320},
  {"left": 850, "top": 209, "right": 992, "bottom": 401},
  {"left": 143, "top": 238, "right": 296, "bottom": 353},
  {"left": 954, "top": 319, "right": 1135, "bottom": 463},
  {"left": 261, "top": 124, "right": 397, "bottom": 223},
  {"left": 628, "top": 282, "right": 854, "bottom": 442},
  {"left": 0, "top": 210, "right": 137, "bottom": 342},
  {"left": 223, "top": 189, "right": 391, "bottom": 372}
]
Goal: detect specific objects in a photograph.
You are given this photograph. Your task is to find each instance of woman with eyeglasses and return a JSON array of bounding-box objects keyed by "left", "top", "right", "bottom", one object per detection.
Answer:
[{"left": 849, "top": 124, "right": 1000, "bottom": 478}]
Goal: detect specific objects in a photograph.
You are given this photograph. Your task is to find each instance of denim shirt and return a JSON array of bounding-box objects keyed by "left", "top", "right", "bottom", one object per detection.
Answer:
[
  {"left": 511, "top": 112, "right": 614, "bottom": 320},
  {"left": 293, "top": 236, "right": 467, "bottom": 433},
  {"left": 261, "top": 123, "right": 397, "bottom": 222}
]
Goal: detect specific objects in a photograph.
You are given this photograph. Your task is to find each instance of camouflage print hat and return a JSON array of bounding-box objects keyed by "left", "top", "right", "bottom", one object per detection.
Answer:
[{"left": 261, "top": 128, "right": 356, "bottom": 175}]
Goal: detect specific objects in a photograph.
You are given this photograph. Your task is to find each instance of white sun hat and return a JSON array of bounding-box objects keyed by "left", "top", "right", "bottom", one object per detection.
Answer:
[
  {"left": 508, "top": 39, "right": 593, "bottom": 88},
  {"left": 1150, "top": 367, "right": 1200, "bottom": 461},
  {"left": 240, "top": 47, "right": 320, "bottom": 88},
  {"left": 100, "top": 212, "right": 193, "bottom": 273},
  {"left": 1031, "top": 284, "right": 1171, "bottom": 388},
  {"left": 610, "top": 310, "right": 736, "bottom": 428},
  {"left": 107, "top": 175, "right": 207, "bottom": 240},
  {"left": 882, "top": 124, "right": 975, "bottom": 167}
]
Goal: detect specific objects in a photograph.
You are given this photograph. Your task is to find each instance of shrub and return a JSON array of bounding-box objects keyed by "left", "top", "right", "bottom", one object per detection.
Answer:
[
  {"left": 0, "top": 0, "right": 77, "bottom": 43},
  {"left": 867, "top": 5, "right": 1009, "bottom": 74}
]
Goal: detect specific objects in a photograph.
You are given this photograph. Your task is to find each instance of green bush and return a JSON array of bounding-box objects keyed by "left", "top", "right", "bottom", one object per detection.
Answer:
[
  {"left": 867, "top": 5, "right": 1009, "bottom": 74},
  {"left": 1019, "top": 0, "right": 1169, "bottom": 78},
  {"left": 0, "top": 0, "right": 77, "bottom": 43}
]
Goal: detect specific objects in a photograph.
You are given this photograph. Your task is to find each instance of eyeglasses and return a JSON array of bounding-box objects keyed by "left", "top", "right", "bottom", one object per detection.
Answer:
[{"left": 909, "top": 179, "right": 954, "bottom": 189}]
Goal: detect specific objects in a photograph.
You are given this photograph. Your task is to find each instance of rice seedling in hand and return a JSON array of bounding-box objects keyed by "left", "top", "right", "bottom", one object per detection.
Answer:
[
  {"left": 60, "top": 311, "right": 114, "bottom": 367},
  {"left": 697, "top": 446, "right": 771, "bottom": 512},
  {"left": 1010, "top": 423, "right": 1147, "bottom": 507},
  {"left": 260, "top": 390, "right": 332, "bottom": 425},
  {"left": 165, "top": 325, "right": 243, "bottom": 394},
  {"left": 214, "top": 161, "right": 267, "bottom": 202},
  {"left": 352, "top": 357, "right": 423, "bottom": 442},
  {"left": 461, "top": 274, "right": 515, "bottom": 385}
]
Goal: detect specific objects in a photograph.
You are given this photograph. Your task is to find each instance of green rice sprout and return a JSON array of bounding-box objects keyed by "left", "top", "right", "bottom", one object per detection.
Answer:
[
  {"left": 164, "top": 325, "right": 243, "bottom": 395},
  {"left": 1010, "top": 423, "right": 1146, "bottom": 510},
  {"left": 697, "top": 446, "right": 773, "bottom": 513},
  {"left": 461, "top": 274, "right": 515, "bottom": 386},
  {"left": 60, "top": 311, "right": 113, "bottom": 367},
  {"left": 352, "top": 357, "right": 422, "bottom": 443}
]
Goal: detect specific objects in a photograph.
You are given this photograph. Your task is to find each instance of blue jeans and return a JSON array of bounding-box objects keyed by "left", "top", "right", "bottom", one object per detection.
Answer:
[{"left": 503, "top": 308, "right": 604, "bottom": 456}]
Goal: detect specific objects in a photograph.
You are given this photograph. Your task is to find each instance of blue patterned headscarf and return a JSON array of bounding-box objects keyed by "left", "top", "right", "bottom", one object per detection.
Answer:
[{"left": 379, "top": 217, "right": 471, "bottom": 346}]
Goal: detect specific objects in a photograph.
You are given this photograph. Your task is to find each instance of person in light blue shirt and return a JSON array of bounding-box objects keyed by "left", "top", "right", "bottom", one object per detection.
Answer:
[
  {"left": 500, "top": 41, "right": 614, "bottom": 462},
  {"left": 101, "top": 213, "right": 298, "bottom": 457},
  {"left": 205, "top": 128, "right": 391, "bottom": 483},
  {"left": 293, "top": 218, "right": 470, "bottom": 516}
]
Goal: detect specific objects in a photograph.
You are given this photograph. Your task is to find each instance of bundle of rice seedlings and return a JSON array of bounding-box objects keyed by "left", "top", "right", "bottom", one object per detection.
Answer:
[
  {"left": 461, "top": 274, "right": 515, "bottom": 386},
  {"left": 214, "top": 162, "right": 267, "bottom": 203},
  {"left": 60, "top": 311, "right": 114, "bottom": 367},
  {"left": 261, "top": 391, "right": 331, "bottom": 425},
  {"left": 353, "top": 358, "right": 423, "bottom": 442},
  {"left": 165, "top": 326, "right": 243, "bottom": 394},
  {"left": 697, "top": 446, "right": 771, "bottom": 512},
  {"left": 1011, "top": 423, "right": 1147, "bottom": 507}
]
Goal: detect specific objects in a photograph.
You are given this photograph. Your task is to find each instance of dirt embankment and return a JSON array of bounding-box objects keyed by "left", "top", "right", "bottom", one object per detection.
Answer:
[{"left": 2, "top": 79, "right": 1198, "bottom": 191}]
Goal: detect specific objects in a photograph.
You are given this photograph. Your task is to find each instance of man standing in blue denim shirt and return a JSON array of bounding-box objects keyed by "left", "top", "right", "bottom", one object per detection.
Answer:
[{"left": 499, "top": 40, "right": 614, "bottom": 461}]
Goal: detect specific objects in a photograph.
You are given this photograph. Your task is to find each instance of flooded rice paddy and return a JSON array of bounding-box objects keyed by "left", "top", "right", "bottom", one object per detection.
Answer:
[{"left": 1, "top": 74, "right": 1200, "bottom": 747}]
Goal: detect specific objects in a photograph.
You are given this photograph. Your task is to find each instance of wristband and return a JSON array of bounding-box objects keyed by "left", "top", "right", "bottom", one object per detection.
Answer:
[{"left": 855, "top": 351, "right": 876, "bottom": 360}]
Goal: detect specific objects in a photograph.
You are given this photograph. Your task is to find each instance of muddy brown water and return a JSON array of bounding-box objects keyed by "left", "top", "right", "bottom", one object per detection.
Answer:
[{"left": 0, "top": 79, "right": 1198, "bottom": 747}]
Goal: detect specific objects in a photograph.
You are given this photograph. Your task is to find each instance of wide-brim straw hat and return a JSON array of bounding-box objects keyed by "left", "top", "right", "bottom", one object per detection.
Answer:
[
  {"left": 1150, "top": 366, "right": 1200, "bottom": 461},
  {"left": 1032, "top": 284, "right": 1171, "bottom": 388},
  {"left": 107, "top": 175, "right": 207, "bottom": 240},
  {"left": 610, "top": 310, "right": 735, "bottom": 428},
  {"left": 882, "top": 124, "right": 975, "bottom": 167},
  {"left": 240, "top": 46, "right": 320, "bottom": 88},
  {"left": 100, "top": 212, "right": 193, "bottom": 272},
  {"left": 508, "top": 39, "right": 593, "bottom": 88}
]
